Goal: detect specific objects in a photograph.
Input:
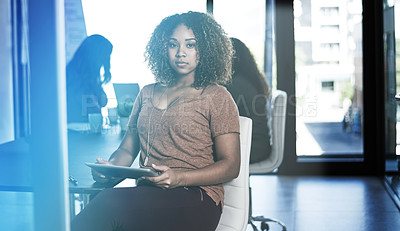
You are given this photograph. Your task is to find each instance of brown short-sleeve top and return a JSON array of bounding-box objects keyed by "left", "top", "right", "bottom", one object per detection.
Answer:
[{"left": 127, "top": 83, "right": 240, "bottom": 206}]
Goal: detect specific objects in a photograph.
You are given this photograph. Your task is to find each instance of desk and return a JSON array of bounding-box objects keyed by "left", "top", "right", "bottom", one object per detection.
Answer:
[
  {"left": 0, "top": 125, "right": 134, "bottom": 220},
  {"left": 0, "top": 138, "right": 32, "bottom": 192},
  {"left": 68, "top": 125, "right": 125, "bottom": 217},
  {"left": 68, "top": 125, "right": 142, "bottom": 218},
  {"left": 0, "top": 139, "right": 34, "bottom": 230}
]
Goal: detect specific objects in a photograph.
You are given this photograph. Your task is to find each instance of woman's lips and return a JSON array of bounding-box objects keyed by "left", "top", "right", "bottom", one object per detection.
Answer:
[{"left": 175, "top": 61, "right": 188, "bottom": 67}]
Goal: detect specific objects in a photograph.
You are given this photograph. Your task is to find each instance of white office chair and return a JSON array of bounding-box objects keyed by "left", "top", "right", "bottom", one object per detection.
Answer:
[
  {"left": 248, "top": 90, "right": 288, "bottom": 231},
  {"left": 250, "top": 90, "right": 287, "bottom": 174},
  {"left": 115, "top": 116, "right": 253, "bottom": 231},
  {"left": 216, "top": 116, "right": 252, "bottom": 231},
  {"left": 116, "top": 113, "right": 278, "bottom": 231}
]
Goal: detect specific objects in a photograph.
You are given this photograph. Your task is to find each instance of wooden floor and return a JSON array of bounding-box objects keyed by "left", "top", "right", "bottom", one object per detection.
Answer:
[
  {"left": 1, "top": 175, "right": 399, "bottom": 231},
  {"left": 248, "top": 175, "right": 400, "bottom": 231}
]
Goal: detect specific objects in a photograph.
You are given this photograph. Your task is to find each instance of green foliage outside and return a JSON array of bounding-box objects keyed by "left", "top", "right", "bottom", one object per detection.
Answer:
[{"left": 341, "top": 80, "right": 354, "bottom": 103}]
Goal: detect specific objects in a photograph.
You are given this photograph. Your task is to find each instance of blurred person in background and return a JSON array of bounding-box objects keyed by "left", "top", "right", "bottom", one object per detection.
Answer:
[
  {"left": 226, "top": 37, "right": 272, "bottom": 164},
  {"left": 66, "top": 34, "right": 113, "bottom": 123}
]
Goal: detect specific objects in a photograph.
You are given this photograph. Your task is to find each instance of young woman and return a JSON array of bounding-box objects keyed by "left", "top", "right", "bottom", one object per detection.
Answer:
[
  {"left": 226, "top": 37, "right": 272, "bottom": 164},
  {"left": 66, "top": 34, "right": 113, "bottom": 123},
  {"left": 71, "top": 12, "right": 240, "bottom": 231}
]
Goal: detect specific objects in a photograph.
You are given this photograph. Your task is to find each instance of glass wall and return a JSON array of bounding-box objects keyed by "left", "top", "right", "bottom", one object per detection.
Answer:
[
  {"left": 393, "top": 0, "right": 400, "bottom": 159},
  {"left": 0, "top": 0, "right": 14, "bottom": 144},
  {"left": 384, "top": 0, "right": 400, "bottom": 171},
  {"left": 384, "top": 0, "right": 400, "bottom": 210},
  {"left": 81, "top": 0, "right": 206, "bottom": 108},
  {"left": 213, "top": 0, "right": 266, "bottom": 74},
  {"left": 294, "top": 0, "right": 364, "bottom": 158}
]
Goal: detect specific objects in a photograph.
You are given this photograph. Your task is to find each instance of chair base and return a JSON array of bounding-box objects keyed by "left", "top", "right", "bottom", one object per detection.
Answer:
[
  {"left": 248, "top": 215, "right": 287, "bottom": 231},
  {"left": 248, "top": 186, "right": 287, "bottom": 231}
]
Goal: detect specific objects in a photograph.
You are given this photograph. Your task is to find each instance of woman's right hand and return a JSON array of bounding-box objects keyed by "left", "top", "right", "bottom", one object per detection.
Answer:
[{"left": 91, "top": 157, "right": 112, "bottom": 183}]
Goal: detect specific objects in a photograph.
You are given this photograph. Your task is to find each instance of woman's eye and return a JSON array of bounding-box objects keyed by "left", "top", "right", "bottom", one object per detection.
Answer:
[
  {"left": 186, "top": 43, "right": 196, "bottom": 49},
  {"left": 168, "top": 42, "right": 177, "bottom": 48}
]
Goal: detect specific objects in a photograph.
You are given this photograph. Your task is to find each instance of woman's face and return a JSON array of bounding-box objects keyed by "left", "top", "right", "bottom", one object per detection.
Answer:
[{"left": 168, "top": 24, "right": 199, "bottom": 78}]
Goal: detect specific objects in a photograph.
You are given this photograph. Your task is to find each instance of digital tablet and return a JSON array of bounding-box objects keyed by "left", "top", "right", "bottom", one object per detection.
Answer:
[{"left": 85, "top": 162, "right": 158, "bottom": 179}]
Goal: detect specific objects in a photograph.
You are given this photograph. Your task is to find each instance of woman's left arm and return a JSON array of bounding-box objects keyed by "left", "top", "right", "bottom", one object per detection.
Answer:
[
  {"left": 98, "top": 87, "right": 108, "bottom": 108},
  {"left": 148, "top": 132, "right": 240, "bottom": 189}
]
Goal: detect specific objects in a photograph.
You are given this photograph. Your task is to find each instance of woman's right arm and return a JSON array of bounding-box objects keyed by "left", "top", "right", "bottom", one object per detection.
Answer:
[
  {"left": 92, "top": 86, "right": 145, "bottom": 182},
  {"left": 108, "top": 85, "right": 144, "bottom": 166},
  {"left": 92, "top": 130, "right": 141, "bottom": 183},
  {"left": 108, "top": 130, "right": 140, "bottom": 166}
]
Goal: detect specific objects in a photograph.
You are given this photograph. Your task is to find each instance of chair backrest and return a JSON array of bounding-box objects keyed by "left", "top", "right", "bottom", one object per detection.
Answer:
[
  {"left": 249, "top": 90, "right": 287, "bottom": 174},
  {"left": 216, "top": 116, "right": 252, "bottom": 231}
]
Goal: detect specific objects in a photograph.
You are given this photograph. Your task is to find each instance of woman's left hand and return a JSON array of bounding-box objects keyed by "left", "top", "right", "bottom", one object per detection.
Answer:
[{"left": 145, "top": 164, "right": 184, "bottom": 189}]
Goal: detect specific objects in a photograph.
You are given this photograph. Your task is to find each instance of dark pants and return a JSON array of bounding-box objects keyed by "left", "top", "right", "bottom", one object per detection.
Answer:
[{"left": 71, "top": 185, "right": 222, "bottom": 231}]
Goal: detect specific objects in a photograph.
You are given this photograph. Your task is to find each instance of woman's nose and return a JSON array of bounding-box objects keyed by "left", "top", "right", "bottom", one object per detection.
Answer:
[{"left": 176, "top": 47, "right": 186, "bottom": 57}]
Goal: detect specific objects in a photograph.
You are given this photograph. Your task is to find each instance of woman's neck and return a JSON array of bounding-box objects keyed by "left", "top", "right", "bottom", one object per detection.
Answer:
[{"left": 173, "top": 73, "right": 195, "bottom": 88}]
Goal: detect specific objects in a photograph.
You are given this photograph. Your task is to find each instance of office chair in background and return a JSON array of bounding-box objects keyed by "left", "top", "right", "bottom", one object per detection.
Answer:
[{"left": 248, "top": 90, "right": 288, "bottom": 231}]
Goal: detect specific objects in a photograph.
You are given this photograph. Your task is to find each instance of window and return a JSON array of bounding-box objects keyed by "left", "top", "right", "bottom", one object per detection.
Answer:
[
  {"left": 295, "top": 0, "right": 363, "bottom": 157},
  {"left": 213, "top": 0, "right": 266, "bottom": 75},
  {"left": 320, "top": 25, "right": 340, "bottom": 34},
  {"left": 320, "top": 7, "right": 339, "bottom": 17},
  {"left": 80, "top": 0, "right": 206, "bottom": 108},
  {"left": 320, "top": 43, "right": 340, "bottom": 53},
  {"left": 321, "top": 81, "right": 334, "bottom": 91}
]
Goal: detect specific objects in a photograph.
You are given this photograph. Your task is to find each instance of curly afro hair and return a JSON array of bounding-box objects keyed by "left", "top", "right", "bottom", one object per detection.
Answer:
[{"left": 145, "top": 11, "right": 233, "bottom": 88}]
